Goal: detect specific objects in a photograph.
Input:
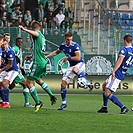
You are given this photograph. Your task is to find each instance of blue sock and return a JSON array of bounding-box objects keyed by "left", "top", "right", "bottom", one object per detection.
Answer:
[
  {"left": 0, "top": 88, "right": 5, "bottom": 102},
  {"left": 61, "top": 88, "right": 66, "bottom": 104},
  {"left": 77, "top": 71, "right": 86, "bottom": 79},
  {"left": 108, "top": 94, "right": 124, "bottom": 108},
  {"left": 4, "top": 87, "right": 10, "bottom": 102},
  {"left": 103, "top": 91, "right": 108, "bottom": 107}
]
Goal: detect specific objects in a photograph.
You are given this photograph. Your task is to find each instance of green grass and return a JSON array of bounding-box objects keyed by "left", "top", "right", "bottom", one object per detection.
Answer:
[{"left": 0, "top": 93, "right": 133, "bottom": 133}]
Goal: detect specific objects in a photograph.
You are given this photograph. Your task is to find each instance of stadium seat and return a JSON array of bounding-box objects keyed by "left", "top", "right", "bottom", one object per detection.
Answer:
[
  {"left": 112, "top": 12, "right": 120, "bottom": 19},
  {"left": 119, "top": 20, "right": 127, "bottom": 26},
  {"left": 124, "top": 26, "right": 130, "bottom": 31},
  {"left": 130, "top": 13, "right": 133, "bottom": 20},
  {"left": 127, "top": 20, "right": 133, "bottom": 26},
  {"left": 121, "top": 13, "right": 130, "bottom": 20}
]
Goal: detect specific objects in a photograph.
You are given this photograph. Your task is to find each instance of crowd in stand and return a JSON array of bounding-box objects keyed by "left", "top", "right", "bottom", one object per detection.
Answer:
[
  {"left": 0, "top": 0, "right": 77, "bottom": 51},
  {"left": 0, "top": 0, "right": 74, "bottom": 34}
]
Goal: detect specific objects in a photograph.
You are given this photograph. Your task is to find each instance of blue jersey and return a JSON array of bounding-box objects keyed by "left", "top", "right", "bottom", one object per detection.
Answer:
[
  {"left": 0, "top": 48, "right": 2, "bottom": 55},
  {"left": 59, "top": 41, "right": 84, "bottom": 66},
  {"left": 2, "top": 46, "right": 18, "bottom": 72},
  {"left": 115, "top": 46, "right": 133, "bottom": 80}
]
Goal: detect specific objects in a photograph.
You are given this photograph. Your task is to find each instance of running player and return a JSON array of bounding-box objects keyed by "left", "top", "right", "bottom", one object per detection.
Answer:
[{"left": 97, "top": 34, "right": 133, "bottom": 114}]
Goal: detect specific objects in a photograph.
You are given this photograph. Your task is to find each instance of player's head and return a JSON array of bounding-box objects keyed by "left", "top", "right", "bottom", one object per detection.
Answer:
[
  {"left": 1, "top": 37, "right": 8, "bottom": 50},
  {"left": 123, "top": 34, "right": 132, "bottom": 46},
  {"left": 0, "top": 34, "right": 4, "bottom": 47},
  {"left": 64, "top": 32, "right": 73, "bottom": 46},
  {"left": 16, "top": 37, "right": 23, "bottom": 48},
  {"left": 31, "top": 21, "right": 41, "bottom": 30},
  {"left": 4, "top": 33, "right": 10, "bottom": 43}
]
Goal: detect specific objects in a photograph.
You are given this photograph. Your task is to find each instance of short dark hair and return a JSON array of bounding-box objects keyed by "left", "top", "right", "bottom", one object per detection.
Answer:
[
  {"left": 123, "top": 34, "right": 132, "bottom": 43},
  {"left": 65, "top": 32, "right": 73, "bottom": 38},
  {"left": 31, "top": 21, "right": 41, "bottom": 30},
  {"left": 16, "top": 37, "right": 22, "bottom": 42},
  {"left": 0, "top": 34, "right": 4, "bottom": 40}
]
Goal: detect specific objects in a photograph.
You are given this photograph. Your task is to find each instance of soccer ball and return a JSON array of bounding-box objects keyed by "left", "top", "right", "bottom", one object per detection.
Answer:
[{"left": 77, "top": 77, "right": 88, "bottom": 88}]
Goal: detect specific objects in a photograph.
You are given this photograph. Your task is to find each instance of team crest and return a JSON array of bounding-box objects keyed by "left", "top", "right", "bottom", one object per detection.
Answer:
[{"left": 86, "top": 56, "right": 113, "bottom": 75}]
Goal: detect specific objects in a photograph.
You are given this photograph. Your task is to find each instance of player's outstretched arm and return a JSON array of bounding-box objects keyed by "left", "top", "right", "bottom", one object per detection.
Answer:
[
  {"left": 46, "top": 49, "right": 61, "bottom": 58},
  {"left": 19, "top": 25, "right": 39, "bottom": 37}
]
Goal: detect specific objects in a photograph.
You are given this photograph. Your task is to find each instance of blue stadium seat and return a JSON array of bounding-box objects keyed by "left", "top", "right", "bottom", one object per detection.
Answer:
[
  {"left": 119, "top": 20, "right": 127, "bottom": 26},
  {"left": 112, "top": 12, "right": 120, "bottom": 19},
  {"left": 121, "top": 13, "right": 130, "bottom": 20},
  {"left": 130, "top": 13, "right": 133, "bottom": 20},
  {"left": 123, "top": 26, "right": 131, "bottom": 34},
  {"left": 127, "top": 20, "right": 133, "bottom": 26}
]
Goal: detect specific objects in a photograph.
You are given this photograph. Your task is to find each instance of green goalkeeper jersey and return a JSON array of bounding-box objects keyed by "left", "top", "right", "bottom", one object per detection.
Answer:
[{"left": 32, "top": 30, "right": 47, "bottom": 65}]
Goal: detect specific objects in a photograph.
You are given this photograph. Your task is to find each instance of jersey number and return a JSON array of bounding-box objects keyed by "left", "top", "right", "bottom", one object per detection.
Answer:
[
  {"left": 42, "top": 38, "right": 46, "bottom": 52},
  {"left": 126, "top": 56, "right": 133, "bottom": 66}
]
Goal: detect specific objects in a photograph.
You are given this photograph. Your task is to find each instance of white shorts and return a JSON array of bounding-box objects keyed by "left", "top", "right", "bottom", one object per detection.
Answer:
[
  {"left": 0, "top": 70, "right": 18, "bottom": 84},
  {"left": 62, "top": 62, "right": 85, "bottom": 84},
  {"left": 105, "top": 75, "right": 121, "bottom": 92}
]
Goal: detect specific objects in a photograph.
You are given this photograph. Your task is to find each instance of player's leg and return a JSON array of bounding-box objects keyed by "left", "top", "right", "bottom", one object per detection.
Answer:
[
  {"left": 19, "top": 79, "right": 34, "bottom": 107},
  {"left": 33, "top": 64, "right": 57, "bottom": 105},
  {"left": 36, "top": 79, "right": 57, "bottom": 105},
  {"left": 58, "top": 67, "right": 74, "bottom": 110},
  {"left": 1, "top": 79, "right": 11, "bottom": 108},
  {"left": 73, "top": 62, "right": 93, "bottom": 90},
  {"left": 0, "top": 82, "right": 3, "bottom": 104},
  {"left": 99, "top": 76, "right": 128, "bottom": 114},
  {"left": 26, "top": 78, "right": 43, "bottom": 112},
  {"left": 1, "top": 70, "right": 18, "bottom": 108},
  {"left": 97, "top": 82, "right": 108, "bottom": 113},
  {"left": 10, "top": 70, "right": 33, "bottom": 107},
  {"left": 57, "top": 80, "right": 68, "bottom": 110}
]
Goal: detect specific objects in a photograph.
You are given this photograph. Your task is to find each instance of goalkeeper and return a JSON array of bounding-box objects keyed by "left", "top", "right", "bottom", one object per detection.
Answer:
[{"left": 46, "top": 31, "right": 92, "bottom": 110}]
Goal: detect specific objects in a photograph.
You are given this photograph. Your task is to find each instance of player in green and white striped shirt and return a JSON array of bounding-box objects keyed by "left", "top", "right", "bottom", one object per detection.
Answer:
[{"left": 11, "top": 37, "right": 34, "bottom": 107}]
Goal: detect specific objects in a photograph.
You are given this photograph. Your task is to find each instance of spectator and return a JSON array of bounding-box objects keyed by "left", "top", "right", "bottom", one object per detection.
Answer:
[
  {"left": 37, "top": 4, "right": 45, "bottom": 22},
  {"left": 0, "top": 0, "right": 6, "bottom": 18},
  {"left": 23, "top": 10, "right": 32, "bottom": 23},
  {"left": 24, "top": 19, "right": 31, "bottom": 29},
  {"left": 39, "top": 0, "right": 49, "bottom": 17},
  {"left": 73, "top": 31, "right": 82, "bottom": 48},
  {"left": 66, "top": 7, "right": 74, "bottom": 24},
  {"left": 0, "top": 16, "right": 8, "bottom": 27},
  {"left": 50, "top": 17, "right": 58, "bottom": 29},
  {"left": 10, "top": 0, "right": 21, "bottom": 8},
  {"left": 42, "top": 17, "right": 47, "bottom": 28},
  {"left": 60, "top": 16, "right": 72, "bottom": 33},
  {"left": 13, "top": 16, "right": 24, "bottom": 27},
  {"left": 6, "top": 3, "right": 13, "bottom": 23},
  {"left": 55, "top": 9, "right": 65, "bottom": 27},
  {"left": 61, "top": 3, "right": 67, "bottom": 15},
  {"left": 24, "top": 0, "right": 38, "bottom": 20},
  {"left": 12, "top": 7, "right": 23, "bottom": 23},
  {"left": 44, "top": 10, "right": 54, "bottom": 29},
  {"left": 53, "top": 3, "right": 60, "bottom": 17},
  {"left": 7, "top": 21, "right": 12, "bottom": 27}
]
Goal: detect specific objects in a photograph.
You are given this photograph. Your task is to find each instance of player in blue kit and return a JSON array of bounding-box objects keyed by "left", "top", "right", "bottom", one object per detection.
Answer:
[
  {"left": 0, "top": 34, "right": 3, "bottom": 65},
  {"left": 46, "top": 32, "right": 92, "bottom": 110},
  {"left": 0, "top": 38, "right": 18, "bottom": 108},
  {"left": 97, "top": 34, "right": 133, "bottom": 114}
]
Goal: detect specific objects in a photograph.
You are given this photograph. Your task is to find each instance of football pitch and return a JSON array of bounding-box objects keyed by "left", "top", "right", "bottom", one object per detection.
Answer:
[{"left": 0, "top": 93, "right": 133, "bottom": 133}]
